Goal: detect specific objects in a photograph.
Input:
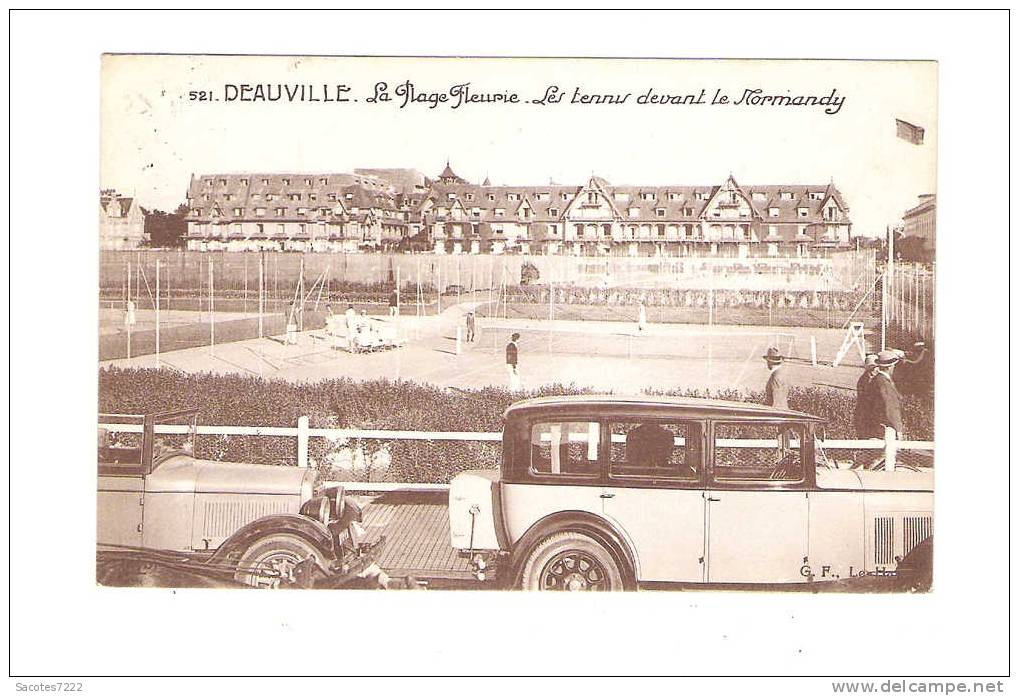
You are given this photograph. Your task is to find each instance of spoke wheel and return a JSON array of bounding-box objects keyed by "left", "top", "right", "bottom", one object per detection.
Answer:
[
  {"left": 519, "top": 531, "right": 625, "bottom": 592},
  {"left": 234, "top": 534, "right": 326, "bottom": 589}
]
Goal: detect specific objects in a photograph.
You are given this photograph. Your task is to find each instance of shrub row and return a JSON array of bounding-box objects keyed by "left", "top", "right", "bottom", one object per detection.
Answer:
[{"left": 98, "top": 368, "right": 933, "bottom": 483}]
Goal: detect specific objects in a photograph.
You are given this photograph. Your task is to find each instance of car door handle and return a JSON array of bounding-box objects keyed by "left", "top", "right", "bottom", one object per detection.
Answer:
[
  {"left": 600, "top": 492, "right": 615, "bottom": 499},
  {"left": 706, "top": 495, "right": 721, "bottom": 502}
]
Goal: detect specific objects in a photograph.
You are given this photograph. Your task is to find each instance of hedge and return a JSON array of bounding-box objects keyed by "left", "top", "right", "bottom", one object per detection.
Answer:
[{"left": 98, "top": 368, "right": 933, "bottom": 483}]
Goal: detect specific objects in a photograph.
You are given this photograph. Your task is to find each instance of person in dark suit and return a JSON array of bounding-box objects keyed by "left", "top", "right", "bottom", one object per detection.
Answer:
[
  {"left": 505, "top": 333, "right": 521, "bottom": 389},
  {"left": 465, "top": 311, "right": 476, "bottom": 342},
  {"left": 763, "top": 347, "right": 790, "bottom": 409},
  {"left": 854, "top": 353, "right": 878, "bottom": 439},
  {"left": 865, "top": 350, "right": 904, "bottom": 469}
]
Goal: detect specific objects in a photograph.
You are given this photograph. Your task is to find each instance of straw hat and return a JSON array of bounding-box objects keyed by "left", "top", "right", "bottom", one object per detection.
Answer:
[
  {"left": 875, "top": 349, "right": 901, "bottom": 367},
  {"left": 762, "top": 347, "right": 784, "bottom": 364},
  {"left": 864, "top": 353, "right": 878, "bottom": 367}
]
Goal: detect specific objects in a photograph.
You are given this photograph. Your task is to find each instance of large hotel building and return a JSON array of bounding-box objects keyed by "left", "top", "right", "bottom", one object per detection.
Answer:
[{"left": 185, "top": 164, "right": 852, "bottom": 257}]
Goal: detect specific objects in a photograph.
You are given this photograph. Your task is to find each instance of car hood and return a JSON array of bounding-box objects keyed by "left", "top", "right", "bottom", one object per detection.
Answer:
[
  {"left": 815, "top": 467, "right": 933, "bottom": 492},
  {"left": 145, "top": 455, "right": 315, "bottom": 497}
]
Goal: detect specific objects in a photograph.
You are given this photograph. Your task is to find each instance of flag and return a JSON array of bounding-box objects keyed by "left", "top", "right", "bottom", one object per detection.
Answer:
[{"left": 896, "top": 119, "right": 925, "bottom": 145}]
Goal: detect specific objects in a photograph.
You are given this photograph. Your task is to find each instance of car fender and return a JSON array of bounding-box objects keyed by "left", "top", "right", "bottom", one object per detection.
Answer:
[
  {"left": 209, "top": 513, "right": 335, "bottom": 566},
  {"left": 894, "top": 537, "right": 933, "bottom": 592},
  {"left": 507, "top": 510, "right": 639, "bottom": 591}
]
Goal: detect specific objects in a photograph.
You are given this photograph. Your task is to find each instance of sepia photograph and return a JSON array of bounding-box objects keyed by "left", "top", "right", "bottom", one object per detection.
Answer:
[{"left": 96, "top": 54, "right": 936, "bottom": 593}]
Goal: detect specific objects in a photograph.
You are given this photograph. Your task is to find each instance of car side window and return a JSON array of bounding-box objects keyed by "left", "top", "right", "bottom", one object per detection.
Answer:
[
  {"left": 609, "top": 421, "right": 702, "bottom": 482},
  {"left": 531, "top": 421, "right": 601, "bottom": 477},
  {"left": 713, "top": 422, "right": 804, "bottom": 482}
]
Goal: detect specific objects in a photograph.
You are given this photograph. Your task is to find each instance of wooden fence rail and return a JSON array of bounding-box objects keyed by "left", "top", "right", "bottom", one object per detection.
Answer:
[{"left": 98, "top": 416, "right": 934, "bottom": 482}]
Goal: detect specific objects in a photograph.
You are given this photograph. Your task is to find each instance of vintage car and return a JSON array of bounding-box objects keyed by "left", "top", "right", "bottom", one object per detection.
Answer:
[
  {"left": 97, "top": 410, "right": 379, "bottom": 588},
  {"left": 449, "top": 396, "right": 933, "bottom": 591}
]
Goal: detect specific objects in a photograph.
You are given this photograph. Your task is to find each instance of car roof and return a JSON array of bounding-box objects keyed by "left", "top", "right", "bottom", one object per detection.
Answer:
[{"left": 505, "top": 394, "right": 823, "bottom": 422}]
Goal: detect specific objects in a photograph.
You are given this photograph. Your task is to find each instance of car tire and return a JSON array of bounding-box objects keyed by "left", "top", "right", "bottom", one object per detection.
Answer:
[
  {"left": 234, "top": 533, "right": 327, "bottom": 589},
  {"left": 518, "top": 531, "right": 624, "bottom": 591}
]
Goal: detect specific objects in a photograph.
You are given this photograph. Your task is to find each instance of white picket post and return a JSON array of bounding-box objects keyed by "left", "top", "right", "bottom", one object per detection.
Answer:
[{"left": 297, "top": 415, "right": 310, "bottom": 468}]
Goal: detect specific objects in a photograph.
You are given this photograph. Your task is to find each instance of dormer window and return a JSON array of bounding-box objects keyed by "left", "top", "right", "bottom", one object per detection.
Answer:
[
  {"left": 655, "top": 208, "right": 667, "bottom": 217},
  {"left": 203, "top": 194, "right": 211, "bottom": 201},
  {"left": 549, "top": 207, "right": 559, "bottom": 217},
  {"left": 797, "top": 207, "right": 809, "bottom": 218},
  {"left": 329, "top": 193, "right": 337, "bottom": 202},
  {"left": 614, "top": 192, "right": 629, "bottom": 202},
  {"left": 224, "top": 194, "right": 233, "bottom": 202},
  {"left": 769, "top": 207, "right": 780, "bottom": 217},
  {"left": 781, "top": 191, "right": 794, "bottom": 201},
  {"left": 668, "top": 192, "right": 679, "bottom": 201},
  {"left": 266, "top": 194, "right": 274, "bottom": 202},
  {"left": 465, "top": 193, "right": 474, "bottom": 201},
  {"left": 641, "top": 192, "right": 654, "bottom": 201},
  {"left": 262, "top": 178, "right": 270, "bottom": 185},
  {"left": 586, "top": 192, "right": 597, "bottom": 205},
  {"left": 275, "top": 207, "right": 286, "bottom": 216},
  {"left": 233, "top": 207, "right": 242, "bottom": 216},
  {"left": 304, "top": 178, "right": 312, "bottom": 186},
  {"left": 488, "top": 194, "right": 495, "bottom": 202},
  {"left": 309, "top": 193, "right": 317, "bottom": 201},
  {"left": 290, "top": 194, "right": 301, "bottom": 201},
  {"left": 345, "top": 193, "right": 353, "bottom": 200},
  {"left": 447, "top": 192, "right": 457, "bottom": 200},
  {"left": 561, "top": 193, "right": 571, "bottom": 201},
  {"left": 193, "top": 208, "right": 202, "bottom": 216},
  {"left": 282, "top": 178, "right": 291, "bottom": 186},
  {"left": 219, "top": 179, "right": 227, "bottom": 187},
  {"left": 297, "top": 207, "right": 308, "bottom": 216},
  {"left": 753, "top": 192, "right": 767, "bottom": 202},
  {"left": 319, "top": 178, "right": 328, "bottom": 186},
  {"left": 810, "top": 192, "right": 823, "bottom": 200},
  {"left": 508, "top": 193, "right": 521, "bottom": 201},
  {"left": 495, "top": 209, "right": 505, "bottom": 218},
  {"left": 628, "top": 207, "right": 640, "bottom": 218},
  {"left": 206, "top": 180, "right": 213, "bottom": 187}
]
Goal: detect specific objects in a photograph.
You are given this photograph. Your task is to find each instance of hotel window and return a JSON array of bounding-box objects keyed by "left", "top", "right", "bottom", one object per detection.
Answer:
[
  {"left": 781, "top": 192, "right": 793, "bottom": 201},
  {"left": 465, "top": 193, "right": 474, "bottom": 201},
  {"left": 509, "top": 193, "right": 521, "bottom": 201},
  {"left": 495, "top": 209, "right": 505, "bottom": 217},
  {"left": 769, "top": 207, "right": 780, "bottom": 217},
  {"left": 309, "top": 193, "right": 317, "bottom": 201},
  {"left": 447, "top": 193, "right": 457, "bottom": 200},
  {"left": 275, "top": 207, "right": 285, "bottom": 216},
  {"left": 753, "top": 192, "right": 767, "bottom": 202},
  {"left": 562, "top": 193, "right": 571, "bottom": 201},
  {"left": 251, "top": 193, "right": 261, "bottom": 201},
  {"left": 656, "top": 224, "right": 666, "bottom": 237},
  {"left": 240, "top": 178, "right": 249, "bottom": 186},
  {"left": 291, "top": 193, "right": 301, "bottom": 201},
  {"left": 305, "top": 178, "right": 312, "bottom": 186},
  {"left": 256, "top": 223, "right": 264, "bottom": 235},
  {"left": 522, "top": 208, "right": 532, "bottom": 219},
  {"left": 266, "top": 194, "right": 274, "bottom": 201},
  {"left": 655, "top": 208, "right": 666, "bottom": 217},
  {"left": 668, "top": 192, "right": 679, "bottom": 201},
  {"left": 694, "top": 192, "right": 706, "bottom": 200},
  {"left": 683, "top": 207, "right": 693, "bottom": 216},
  {"left": 769, "top": 225, "right": 778, "bottom": 237},
  {"left": 549, "top": 207, "right": 559, "bottom": 217},
  {"left": 219, "top": 179, "right": 227, "bottom": 187},
  {"left": 549, "top": 225, "right": 558, "bottom": 234},
  {"left": 299, "top": 223, "right": 306, "bottom": 235},
  {"left": 256, "top": 208, "right": 266, "bottom": 217},
  {"left": 297, "top": 208, "right": 308, "bottom": 216},
  {"left": 641, "top": 192, "right": 654, "bottom": 201},
  {"left": 223, "top": 194, "right": 232, "bottom": 202},
  {"left": 194, "top": 208, "right": 202, "bottom": 217},
  {"left": 629, "top": 207, "right": 639, "bottom": 218},
  {"left": 586, "top": 192, "right": 597, "bottom": 204},
  {"left": 797, "top": 207, "right": 808, "bottom": 218},
  {"left": 602, "top": 224, "right": 612, "bottom": 236},
  {"left": 319, "top": 178, "right": 328, "bottom": 186},
  {"left": 277, "top": 224, "right": 285, "bottom": 235},
  {"left": 282, "top": 178, "right": 291, "bottom": 186},
  {"left": 233, "top": 207, "right": 242, "bottom": 216},
  {"left": 328, "top": 193, "right": 337, "bottom": 202},
  {"left": 488, "top": 194, "right": 495, "bottom": 201},
  {"left": 206, "top": 180, "right": 213, "bottom": 187},
  {"left": 203, "top": 194, "right": 211, "bottom": 201},
  {"left": 536, "top": 192, "right": 549, "bottom": 201},
  {"left": 345, "top": 193, "right": 353, "bottom": 200},
  {"left": 575, "top": 224, "right": 584, "bottom": 236},
  {"left": 262, "top": 178, "right": 270, "bottom": 185},
  {"left": 614, "top": 192, "right": 628, "bottom": 202}
]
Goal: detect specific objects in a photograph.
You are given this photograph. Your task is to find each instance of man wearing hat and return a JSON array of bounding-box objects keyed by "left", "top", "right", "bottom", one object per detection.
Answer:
[
  {"left": 854, "top": 354, "right": 879, "bottom": 439},
  {"left": 762, "top": 347, "right": 789, "bottom": 409},
  {"left": 866, "top": 349, "right": 905, "bottom": 469}
]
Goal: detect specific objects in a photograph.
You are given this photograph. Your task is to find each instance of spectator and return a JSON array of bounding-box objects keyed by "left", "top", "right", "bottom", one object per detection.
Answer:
[
  {"left": 637, "top": 300, "right": 648, "bottom": 334},
  {"left": 465, "top": 311, "right": 476, "bottom": 343},
  {"left": 389, "top": 288, "right": 400, "bottom": 317},
  {"left": 506, "top": 332, "right": 521, "bottom": 390},
  {"left": 865, "top": 350, "right": 904, "bottom": 469},
  {"left": 762, "top": 347, "right": 789, "bottom": 409},
  {"left": 854, "top": 354, "right": 878, "bottom": 439}
]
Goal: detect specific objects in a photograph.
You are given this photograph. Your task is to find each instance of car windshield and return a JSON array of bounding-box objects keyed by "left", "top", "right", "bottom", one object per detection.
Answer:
[{"left": 98, "top": 410, "right": 198, "bottom": 473}]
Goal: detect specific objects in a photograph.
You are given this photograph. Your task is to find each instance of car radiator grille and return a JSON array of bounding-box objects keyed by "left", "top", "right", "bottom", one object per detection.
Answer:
[
  {"left": 872, "top": 514, "right": 933, "bottom": 567},
  {"left": 201, "top": 497, "right": 296, "bottom": 540}
]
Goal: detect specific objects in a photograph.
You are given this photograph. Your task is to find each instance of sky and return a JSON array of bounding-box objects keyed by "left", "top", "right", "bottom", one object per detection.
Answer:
[{"left": 101, "top": 55, "right": 937, "bottom": 237}]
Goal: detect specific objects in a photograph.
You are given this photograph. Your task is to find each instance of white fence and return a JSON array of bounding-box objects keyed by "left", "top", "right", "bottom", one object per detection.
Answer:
[{"left": 99, "top": 416, "right": 934, "bottom": 487}]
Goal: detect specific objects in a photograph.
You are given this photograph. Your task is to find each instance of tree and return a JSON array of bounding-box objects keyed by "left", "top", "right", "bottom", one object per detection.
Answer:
[{"left": 143, "top": 203, "right": 189, "bottom": 248}]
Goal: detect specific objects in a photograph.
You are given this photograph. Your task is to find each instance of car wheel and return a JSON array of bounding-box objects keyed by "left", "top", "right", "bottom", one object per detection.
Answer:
[
  {"left": 519, "top": 531, "right": 623, "bottom": 591},
  {"left": 234, "top": 534, "right": 327, "bottom": 589}
]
